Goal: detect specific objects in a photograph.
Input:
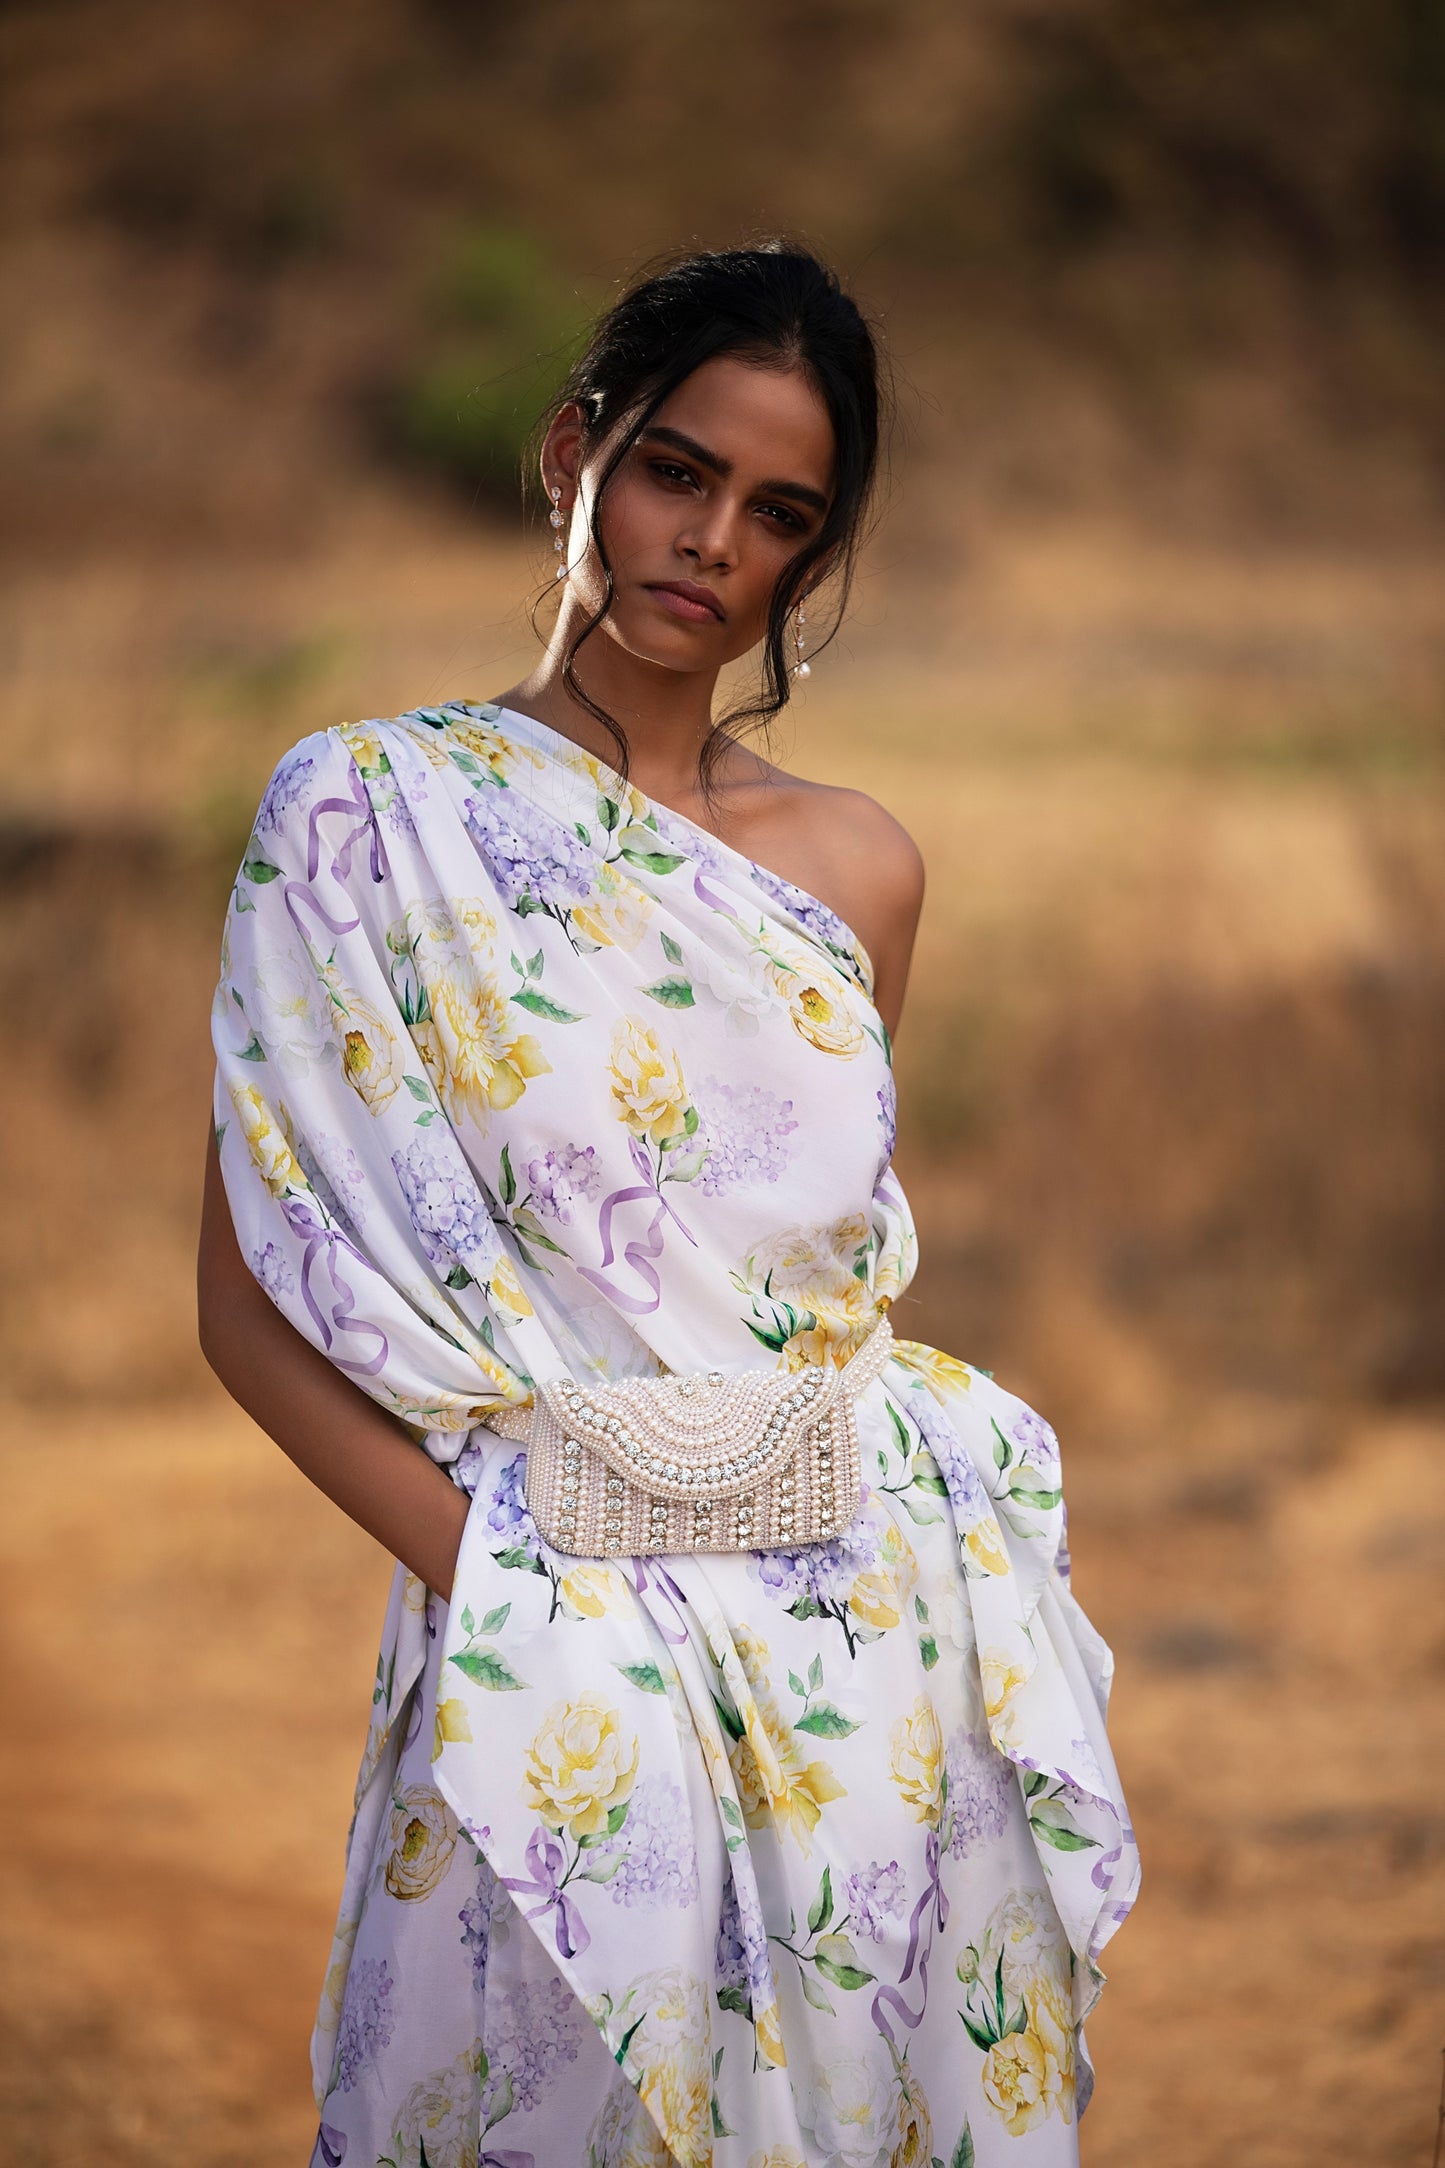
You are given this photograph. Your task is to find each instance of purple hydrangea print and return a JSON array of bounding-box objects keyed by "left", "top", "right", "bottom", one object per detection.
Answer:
[
  {"left": 256, "top": 750, "right": 314, "bottom": 837},
  {"left": 844, "top": 1859, "right": 907, "bottom": 1943},
  {"left": 526, "top": 1144, "right": 601, "bottom": 1225},
  {"left": 486, "top": 1453, "right": 540, "bottom": 1563},
  {"left": 591, "top": 1777, "right": 699, "bottom": 1909},
  {"left": 458, "top": 1863, "right": 495, "bottom": 1985},
  {"left": 946, "top": 1730, "right": 1015, "bottom": 1859},
  {"left": 486, "top": 1975, "right": 581, "bottom": 2111},
  {"left": 747, "top": 858, "right": 854, "bottom": 956},
  {"left": 297, "top": 1133, "right": 367, "bottom": 1234},
  {"left": 906, "top": 1390, "right": 988, "bottom": 1517},
  {"left": 757, "top": 1506, "right": 881, "bottom": 1612},
  {"left": 876, "top": 1072, "right": 897, "bottom": 1165},
  {"left": 464, "top": 787, "right": 595, "bottom": 911},
  {"left": 334, "top": 1956, "right": 395, "bottom": 2091},
  {"left": 692, "top": 1076, "right": 797, "bottom": 1195},
  {"left": 715, "top": 1869, "right": 774, "bottom": 2008},
  {"left": 1012, "top": 1407, "right": 1061, "bottom": 1471},
  {"left": 252, "top": 1241, "right": 294, "bottom": 1300},
  {"left": 651, "top": 805, "right": 726, "bottom": 876},
  {"left": 391, "top": 1135, "right": 500, "bottom": 1276}
]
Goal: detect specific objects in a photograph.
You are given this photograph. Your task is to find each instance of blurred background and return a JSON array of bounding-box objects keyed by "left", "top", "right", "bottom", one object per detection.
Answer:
[{"left": 3, "top": 1, "right": 1444, "bottom": 2161}]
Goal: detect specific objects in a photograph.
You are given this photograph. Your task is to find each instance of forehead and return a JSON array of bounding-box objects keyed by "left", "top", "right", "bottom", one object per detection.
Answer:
[{"left": 649, "top": 353, "right": 835, "bottom": 492}]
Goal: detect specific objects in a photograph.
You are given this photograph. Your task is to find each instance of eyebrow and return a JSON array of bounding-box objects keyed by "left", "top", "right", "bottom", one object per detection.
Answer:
[{"left": 638, "top": 424, "right": 830, "bottom": 516}]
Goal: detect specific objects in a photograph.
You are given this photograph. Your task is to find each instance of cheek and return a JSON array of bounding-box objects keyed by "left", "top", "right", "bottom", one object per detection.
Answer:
[{"left": 591, "top": 474, "right": 663, "bottom": 570}]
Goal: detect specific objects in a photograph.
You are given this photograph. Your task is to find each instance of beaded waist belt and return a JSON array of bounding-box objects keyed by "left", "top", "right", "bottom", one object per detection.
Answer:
[{"left": 481, "top": 1313, "right": 894, "bottom": 1558}]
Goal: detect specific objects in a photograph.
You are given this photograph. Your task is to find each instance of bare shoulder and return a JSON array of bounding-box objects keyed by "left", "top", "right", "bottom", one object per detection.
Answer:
[{"left": 720, "top": 759, "right": 926, "bottom": 1032}]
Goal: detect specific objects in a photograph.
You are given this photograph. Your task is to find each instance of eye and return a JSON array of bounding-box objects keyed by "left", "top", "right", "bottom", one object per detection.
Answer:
[
  {"left": 758, "top": 502, "right": 805, "bottom": 532},
  {"left": 648, "top": 460, "right": 696, "bottom": 488}
]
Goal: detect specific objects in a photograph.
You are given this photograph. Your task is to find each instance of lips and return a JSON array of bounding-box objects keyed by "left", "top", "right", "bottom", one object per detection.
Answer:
[{"left": 645, "top": 581, "right": 726, "bottom": 623}]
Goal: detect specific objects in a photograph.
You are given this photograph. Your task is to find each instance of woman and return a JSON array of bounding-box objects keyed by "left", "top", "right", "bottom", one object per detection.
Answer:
[{"left": 198, "top": 243, "right": 1137, "bottom": 2168}]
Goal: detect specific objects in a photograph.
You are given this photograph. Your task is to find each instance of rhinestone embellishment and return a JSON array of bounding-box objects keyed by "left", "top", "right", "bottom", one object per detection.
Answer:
[{"left": 483, "top": 1314, "right": 894, "bottom": 1562}]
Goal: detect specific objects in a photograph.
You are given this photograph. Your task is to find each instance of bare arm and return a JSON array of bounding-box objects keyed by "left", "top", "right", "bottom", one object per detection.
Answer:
[{"left": 196, "top": 1124, "right": 470, "bottom": 1597}]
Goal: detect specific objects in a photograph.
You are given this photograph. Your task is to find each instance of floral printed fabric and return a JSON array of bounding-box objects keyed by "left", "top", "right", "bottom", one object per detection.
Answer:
[{"left": 211, "top": 702, "right": 1139, "bottom": 2168}]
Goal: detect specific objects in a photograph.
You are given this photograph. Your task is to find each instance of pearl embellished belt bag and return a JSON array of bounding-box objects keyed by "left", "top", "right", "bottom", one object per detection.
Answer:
[{"left": 482, "top": 1313, "right": 894, "bottom": 1558}]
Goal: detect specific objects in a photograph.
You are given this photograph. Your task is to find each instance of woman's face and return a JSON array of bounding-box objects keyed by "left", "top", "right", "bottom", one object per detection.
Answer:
[{"left": 547, "top": 352, "right": 837, "bottom": 674}]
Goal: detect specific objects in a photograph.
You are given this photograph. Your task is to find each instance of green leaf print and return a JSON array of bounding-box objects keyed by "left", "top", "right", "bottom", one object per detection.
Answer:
[
  {"left": 795, "top": 1703, "right": 861, "bottom": 1740},
  {"left": 1029, "top": 1802, "right": 1102, "bottom": 1851},
  {"left": 991, "top": 1419, "right": 1013, "bottom": 1472},
  {"left": 482, "top": 2072, "right": 514, "bottom": 2131},
  {"left": 448, "top": 1648, "right": 527, "bottom": 1692},
  {"left": 1008, "top": 1466, "right": 1063, "bottom": 1511},
  {"left": 807, "top": 1652, "right": 824, "bottom": 1693},
  {"left": 237, "top": 1032, "right": 267, "bottom": 1062},
  {"left": 813, "top": 1935, "right": 874, "bottom": 1991},
  {"left": 499, "top": 1142, "right": 517, "bottom": 1205},
  {"left": 404, "top": 1074, "right": 433, "bottom": 1103},
  {"left": 476, "top": 1604, "right": 511, "bottom": 1634},
  {"left": 660, "top": 930, "right": 684, "bottom": 965},
  {"left": 912, "top": 1450, "right": 951, "bottom": 1496},
  {"left": 799, "top": 1969, "right": 836, "bottom": 2015},
  {"left": 919, "top": 1635, "right": 940, "bottom": 1670},
  {"left": 242, "top": 856, "right": 282, "bottom": 884},
  {"left": 1021, "top": 1769, "right": 1049, "bottom": 1799},
  {"left": 598, "top": 795, "right": 620, "bottom": 832},
  {"left": 459, "top": 1606, "right": 475, "bottom": 1635},
  {"left": 512, "top": 986, "right": 585, "bottom": 1023},
  {"left": 807, "top": 1868, "right": 834, "bottom": 1935},
  {"left": 640, "top": 975, "right": 696, "bottom": 1008},
  {"left": 448, "top": 1648, "right": 527, "bottom": 1691},
  {"left": 952, "top": 2126, "right": 976, "bottom": 2168},
  {"left": 615, "top": 1661, "right": 668, "bottom": 1695},
  {"left": 620, "top": 845, "right": 688, "bottom": 876}
]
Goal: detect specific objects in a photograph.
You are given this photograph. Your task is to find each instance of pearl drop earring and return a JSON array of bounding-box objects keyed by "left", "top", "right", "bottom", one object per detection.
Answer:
[
  {"left": 550, "top": 482, "right": 568, "bottom": 580},
  {"left": 792, "top": 599, "right": 811, "bottom": 678}
]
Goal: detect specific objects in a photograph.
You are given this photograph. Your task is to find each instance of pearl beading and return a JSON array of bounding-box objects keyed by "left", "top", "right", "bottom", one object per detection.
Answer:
[{"left": 493, "top": 1314, "right": 893, "bottom": 1558}]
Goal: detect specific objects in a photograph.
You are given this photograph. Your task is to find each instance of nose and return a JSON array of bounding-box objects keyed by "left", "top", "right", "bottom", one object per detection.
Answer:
[{"left": 676, "top": 496, "right": 741, "bottom": 572}]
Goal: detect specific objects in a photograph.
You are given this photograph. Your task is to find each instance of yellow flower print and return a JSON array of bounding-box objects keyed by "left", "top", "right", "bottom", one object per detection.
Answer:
[
  {"left": 337, "top": 992, "right": 407, "bottom": 1113},
  {"left": 580, "top": 756, "right": 651, "bottom": 828},
  {"left": 483, "top": 1251, "right": 534, "bottom": 1322},
  {"left": 980, "top": 1647, "right": 1030, "bottom": 1722},
  {"left": 752, "top": 2001, "right": 788, "bottom": 2071},
  {"left": 608, "top": 1016, "right": 692, "bottom": 1146},
  {"left": 964, "top": 1518, "right": 1012, "bottom": 1577},
  {"left": 413, "top": 973, "right": 550, "bottom": 1126},
  {"left": 889, "top": 1696, "right": 945, "bottom": 1826},
  {"left": 431, "top": 1697, "right": 472, "bottom": 1762},
  {"left": 229, "top": 1082, "right": 304, "bottom": 1197},
  {"left": 980, "top": 2023, "right": 1069, "bottom": 2137},
  {"left": 522, "top": 1693, "right": 639, "bottom": 1841},
  {"left": 848, "top": 1568, "right": 902, "bottom": 1633},
  {"left": 447, "top": 721, "right": 540, "bottom": 779},
  {"left": 340, "top": 723, "right": 385, "bottom": 773},
  {"left": 725, "top": 1628, "right": 847, "bottom": 1850},
  {"left": 647, "top": 2049, "right": 712, "bottom": 2168},
  {"left": 570, "top": 861, "right": 655, "bottom": 951},
  {"left": 892, "top": 2074, "right": 934, "bottom": 2168},
  {"left": 749, "top": 2148, "right": 803, "bottom": 2168},
  {"left": 383, "top": 1783, "right": 459, "bottom": 1901},
  {"left": 789, "top": 977, "right": 864, "bottom": 1057},
  {"left": 740, "top": 1212, "right": 880, "bottom": 1368},
  {"left": 558, "top": 1562, "right": 629, "bottom": 1619},
  {"left": 762, "top": 930, "right": 865, "bottom": 1057},
  {"left": 889, "top": 1339, "right": 974, "bottom": 1403}
]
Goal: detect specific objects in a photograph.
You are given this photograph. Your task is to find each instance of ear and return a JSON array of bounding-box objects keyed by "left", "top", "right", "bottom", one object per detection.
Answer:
[{"left": 540, "top": 400, "right": 587, "bottom": 500}]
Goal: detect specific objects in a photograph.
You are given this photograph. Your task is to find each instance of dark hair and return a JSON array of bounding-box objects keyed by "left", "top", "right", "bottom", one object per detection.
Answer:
[{"left": 525, "top": 239, "right": 890, "bottom": 797}]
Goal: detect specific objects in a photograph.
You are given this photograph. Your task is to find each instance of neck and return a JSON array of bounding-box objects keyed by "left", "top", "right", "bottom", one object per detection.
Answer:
[{"left": 496, "top": 610, "right": 757, "bottom": 816}]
